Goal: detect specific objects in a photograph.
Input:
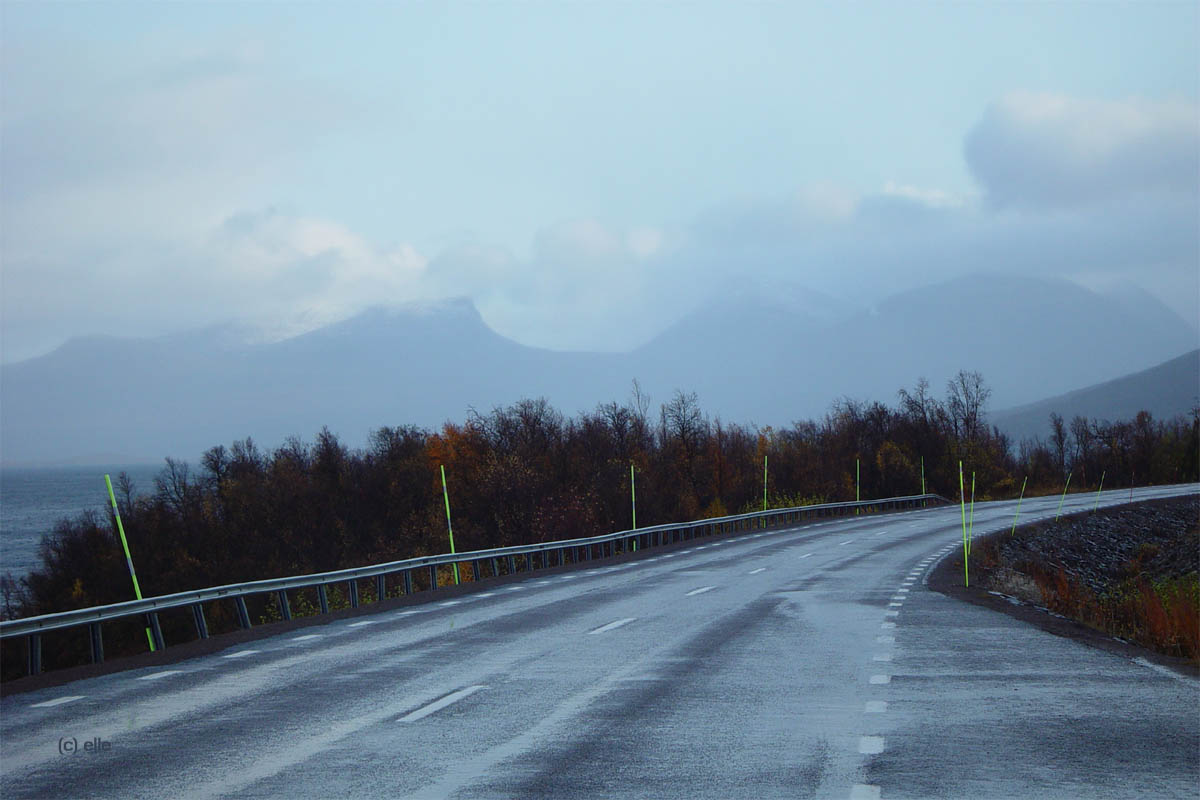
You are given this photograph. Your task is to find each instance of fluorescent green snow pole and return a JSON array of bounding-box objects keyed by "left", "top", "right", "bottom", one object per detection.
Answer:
[
  {"left": 856, "top": 458, "right": 860, "bottom": 515},
  {"left": 968, "top": 472, "right": 976, "bottom": 556},
  {"left": 763, "top": 455, "right": 768, "bottom": 512},
  {"left": 959, "top": 461, "right": 968, "bottom": 587},
  {"left": 440, "top": 465, "right": 460, "bottom": 585},
  {"left": 1093, "top": 471, "right": 1106, "bottom": 512},
  {"left": 1055, "top": 471, "right": 1073, "bottom": 521},
  {"left": 1010, "top": 476, "right": 1027, "bottom": 536},
  {"left": 105, "top": 474, "right": 155, "bottom": 652},
  {"left": 920, "top": 456, "right": 925, "bottom": 496},
  {"left": 630, "top": 463, "right": 638, "bottom": 550}
]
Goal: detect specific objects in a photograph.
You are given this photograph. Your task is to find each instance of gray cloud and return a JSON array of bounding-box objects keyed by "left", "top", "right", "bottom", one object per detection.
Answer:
[{"left": 964, "top": 92, "right": 1200, "bottom": 210}]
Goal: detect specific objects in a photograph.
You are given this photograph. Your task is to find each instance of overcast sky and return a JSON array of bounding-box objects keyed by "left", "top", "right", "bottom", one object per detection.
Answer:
[{"left": 2, "top": 1, "right": 1197, "bottom": 363}]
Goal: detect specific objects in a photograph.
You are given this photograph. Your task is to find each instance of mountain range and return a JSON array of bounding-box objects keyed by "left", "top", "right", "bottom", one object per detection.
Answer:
[
  {"left": 990, "top": 349, "right": 1200, "bottom": 444},
  {"left": 2, "top": 274, "right": 1196, "bottom": 466}
]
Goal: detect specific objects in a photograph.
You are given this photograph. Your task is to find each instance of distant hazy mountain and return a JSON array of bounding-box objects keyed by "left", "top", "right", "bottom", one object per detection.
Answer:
[
  {"left": 991, "top": 349, "right": 1200, "bottom": 444},
  {"left": 0, "top": 300, "right": 623, "bottom": 466},
  {"left": 3, "top": 275, "right": 1196, "bottom": 466},
  {"left": 627, "top": 273, "right": 1198, "bottom": 425}
]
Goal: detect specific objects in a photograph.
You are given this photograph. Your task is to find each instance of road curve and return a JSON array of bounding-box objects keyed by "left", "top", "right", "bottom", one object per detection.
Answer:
[{"left": 2, "top": 484, "right": 1197, "bottom": 799}]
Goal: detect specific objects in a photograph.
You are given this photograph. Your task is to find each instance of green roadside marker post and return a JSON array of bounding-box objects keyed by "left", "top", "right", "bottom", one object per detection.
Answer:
[
  {"left": 630, "top": 463, "right": 637, "bottom": 550},
  {"left": 1010, "top": 476, "right": 1027, "bottom": 536},
  {"left": 440, "top": 465, "right": 460, "bottom": 585},
  {"left": 763, "top": 454, "right": 768, "bottom": 512},
  {"left": 968, "top": 472, "right": 976, "bottom": 556},
  {"left": 1055, "top": 471, "right": 1073, "bottom": 521},
  {"left": 959, "top": 461, "right": 968, "bottom": 587},
  {"left": 920, "top": 456, "right": 925, "bottom": 504},
  {"left": 855, "top": 458, "right": 860, "bottom": 515},
  {"left": 1093, "top": 470, "right": 1106, "bottom": 512},
  {"left": 105, "top": 474, "right": 155, "bottom": 652}
]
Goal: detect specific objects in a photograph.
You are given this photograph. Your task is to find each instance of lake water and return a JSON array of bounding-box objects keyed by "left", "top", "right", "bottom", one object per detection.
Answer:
[{"left": 0, "top": 465, "right": 163, "bottom": 582}]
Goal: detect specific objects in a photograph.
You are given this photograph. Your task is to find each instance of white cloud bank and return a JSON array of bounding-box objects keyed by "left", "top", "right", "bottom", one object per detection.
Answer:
[{"left": 2, "top": 89, "right": 1196, "bottom": 363}]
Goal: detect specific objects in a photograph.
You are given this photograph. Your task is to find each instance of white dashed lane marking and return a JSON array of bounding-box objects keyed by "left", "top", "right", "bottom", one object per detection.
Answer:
[
  {"left": 748, "top": 567, "right": 766, "bottom": 575},
  {"left": 859, "top": 736, "right": 885, "bottom": 754},
  {"left": 869, "top": 674, "right": 891, "bottom": 684},
  {"left": 222, "top": 650, "right": 259, "bottom": 659},
  {"left": 686, "top": 586, "right": 716, "bottom": 596},
  {"left": 588, "top": 618, "right": 637, "bottom": 635},
  {"left": 399, "top": 685, "right": 485, "bottom": 723},
  {"left": 137, "top": 670, "right": 184, "bottom": 681},
  {"left": 30, "top": 695, "right": 84, "bottom": 708},
  {"left": 865, "top": 701, "right": 888, "bottom": 713},
  {"left": 290, "top": 634, "right": 322, "bottom": 642}
]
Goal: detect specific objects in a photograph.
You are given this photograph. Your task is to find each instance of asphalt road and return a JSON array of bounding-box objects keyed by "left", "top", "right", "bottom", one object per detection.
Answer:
[{"left": 2, "top": 484, "right": 1197, "bottom": 799}]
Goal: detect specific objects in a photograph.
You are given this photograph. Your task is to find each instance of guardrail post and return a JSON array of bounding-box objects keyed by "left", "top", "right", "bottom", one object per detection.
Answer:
[
  {"left": 558, "top": 548, "right": 565, "bottom": 567},
  {"left": 318, "top": 584, "right": 330, "bottom": 613},
  {"left": 235, "top": 597, "right": 252, "bottom": 629},
  {"left": 89, "top": 623, "right": 104, "bottom": 664},
  {"left": 471, "top": 561, "right": 482, "bottom": 581},
  {"left": 541, "top": 551, "right": 549, "bottom": 569},
  {"left": 348, "top": 581, "right": 360, "bottom": 608},
  {"left": 192, "top": 604, "right": 209, "bottom": 639},
  {"left": 491, "top": 558, "right": 500, "bottom": 577},
  {"left": 526, "top": 553, "right": 535, "bottom": 572},
  {"left": 428, "top": 565, "right": 438, "bottom": 590},
  {"left": 277, "top": 590, "right": 293, "bottom": 621},
  {"left": 28, "top": 633, "right": 42, "bottom": 675},
  {"left": 403, "top": 571, "right": 414, "bottom": 596},
  {"left": 147, "top": 613, "right": 165, "bottom": 651},
  {"left": 507, "top": 555, "right": 517, "bottom": 573},
  {"left": 376, "top": 575, "right": 387, "bottom": 602}
]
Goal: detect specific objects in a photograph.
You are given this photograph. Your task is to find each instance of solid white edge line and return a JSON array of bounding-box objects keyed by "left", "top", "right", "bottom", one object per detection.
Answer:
[{"left": 1133, "top": 657, "right": 1196, "bottom": 684}]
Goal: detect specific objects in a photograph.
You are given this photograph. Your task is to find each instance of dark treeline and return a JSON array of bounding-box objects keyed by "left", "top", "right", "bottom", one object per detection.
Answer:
[{"left": 3, "top": 373, "right": 1197, "bottom": 675}]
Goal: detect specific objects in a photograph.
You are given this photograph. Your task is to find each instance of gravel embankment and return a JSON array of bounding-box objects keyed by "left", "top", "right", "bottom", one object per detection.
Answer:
[{"left": 987, "top": 495, "right": 1198, "bottom": 602}]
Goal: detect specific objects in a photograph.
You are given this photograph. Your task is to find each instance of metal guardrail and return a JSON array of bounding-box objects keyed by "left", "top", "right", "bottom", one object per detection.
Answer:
[{"left": 1, "top": 493, "right": 947, "bottom": 676}]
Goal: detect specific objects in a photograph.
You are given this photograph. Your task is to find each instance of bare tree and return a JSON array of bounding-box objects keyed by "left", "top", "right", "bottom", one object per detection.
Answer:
[
  {"left": 946, "top": 370, "right": 991, "bottom": 444},
  {"left": 630, "top": 378, "right": 650, "bottom": 423},
  {"left": 1050, "top": 413, "right": 1068, "bottom": 477}
]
